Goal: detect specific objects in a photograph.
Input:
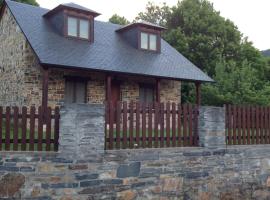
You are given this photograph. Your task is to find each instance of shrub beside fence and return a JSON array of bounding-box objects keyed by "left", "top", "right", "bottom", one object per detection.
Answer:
[
  {"left": 226, "top": 105, "right": 270, "bottom": 145},
  {"left": 0, "top": 106, "right": 60, "bottom": 151},
  {"left": 105, "top": 101, "right": 199, "bottom": 150}
]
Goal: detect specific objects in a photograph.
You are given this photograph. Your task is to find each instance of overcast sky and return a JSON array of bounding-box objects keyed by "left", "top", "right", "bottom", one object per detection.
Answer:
[{"left": 36, "top": 0, "right": 270, "bottom": 50}]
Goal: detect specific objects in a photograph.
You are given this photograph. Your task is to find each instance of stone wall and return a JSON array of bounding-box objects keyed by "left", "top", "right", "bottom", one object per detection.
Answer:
[{"left": 2, "top": 146, "right": 270, "bottom": 199}]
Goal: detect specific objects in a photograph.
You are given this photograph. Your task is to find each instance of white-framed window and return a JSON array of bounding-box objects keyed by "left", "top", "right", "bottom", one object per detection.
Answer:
[
  {"left": 140, "top": 32, "right": 158, "bottom": 51},
  {"left": 67, "top": 16, "right": 90, "bottom": 40}
]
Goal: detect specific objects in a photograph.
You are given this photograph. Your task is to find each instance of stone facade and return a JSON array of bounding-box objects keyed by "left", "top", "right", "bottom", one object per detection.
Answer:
[
  {"left": 0, "top": 6, "right": 181, "bottom": 108},
  {"left": 2, "top": 146, "right": 270, "bottom": 199}
]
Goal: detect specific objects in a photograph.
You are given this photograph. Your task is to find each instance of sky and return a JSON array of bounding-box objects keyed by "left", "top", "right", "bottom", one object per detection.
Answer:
[{"left": 36, "top": 0, "right": 270, "bottom": 50}]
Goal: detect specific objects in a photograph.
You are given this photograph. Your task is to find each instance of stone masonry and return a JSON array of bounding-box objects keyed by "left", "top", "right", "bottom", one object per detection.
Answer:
[{"left": 0, "top": 6, "right": 181, "bottom": 108}]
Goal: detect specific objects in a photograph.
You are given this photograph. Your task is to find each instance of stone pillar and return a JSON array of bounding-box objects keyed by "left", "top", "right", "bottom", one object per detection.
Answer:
[
  {"left": 59, "top": 104, "right": 105, "bottom": 157},
  {"left": 198, "top": 106, "right": 226, "bottom": 147}
]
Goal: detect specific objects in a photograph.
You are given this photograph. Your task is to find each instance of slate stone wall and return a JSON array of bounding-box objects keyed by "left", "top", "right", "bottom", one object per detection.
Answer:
[{"left": 2, "top": 146, "right": 270, "bottom": 199}]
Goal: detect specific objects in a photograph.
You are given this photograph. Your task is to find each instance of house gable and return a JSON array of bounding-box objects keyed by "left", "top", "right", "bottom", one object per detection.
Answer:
[{"left": 0, "top": 5, "right": 42, "bottom": 106}]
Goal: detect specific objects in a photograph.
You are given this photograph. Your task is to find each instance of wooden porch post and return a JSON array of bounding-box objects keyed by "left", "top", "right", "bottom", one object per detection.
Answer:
[
  {"left": 195, "top": 82, "right": 201, "bottom": 106},
  {"left": 106, "top": 75, "right": 112, "bottom": 102},
  {"left": 156, "top": 79, "right": 161, "bottom": 103},
  {"left": 42, "top": 67, "right": 49, "bottom": 122}
]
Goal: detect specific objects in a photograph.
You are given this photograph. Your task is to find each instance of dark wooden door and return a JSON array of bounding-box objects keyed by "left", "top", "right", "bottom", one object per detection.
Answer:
[{"left": 111, "top": 81, "right": 120, "bottom": 105}]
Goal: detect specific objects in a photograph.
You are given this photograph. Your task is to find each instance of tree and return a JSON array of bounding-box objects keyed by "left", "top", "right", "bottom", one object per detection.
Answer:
[
  {"left": 109, "top": 14, "right": 129, "bottom": 25},
  {"left": 0, "top": 0, "right": 39, "bottom": 8},
  {"left": 135, "top": 2, "right": 171, "bottom": 27}
]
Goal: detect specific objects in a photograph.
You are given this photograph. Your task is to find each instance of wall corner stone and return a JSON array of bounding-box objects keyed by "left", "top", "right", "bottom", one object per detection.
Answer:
[{"left": 198, "top": 106, "right": 226, "bottom": 148}]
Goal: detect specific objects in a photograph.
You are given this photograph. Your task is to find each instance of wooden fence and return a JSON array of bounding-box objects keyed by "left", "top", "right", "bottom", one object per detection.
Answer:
[
  {"left": 105, "top": 101, "right": 199, "bottom": 150},
  {"left": 226, "top": 105, "right": 270, "bottom": 145},
  {"left": 0, "top": 106, "right": 60, "bottom": 151}
]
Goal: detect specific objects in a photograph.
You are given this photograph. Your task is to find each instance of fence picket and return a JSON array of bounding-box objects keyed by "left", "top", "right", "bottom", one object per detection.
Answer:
[
  {"left": 29, "top": 106, "right": 35, "bottom": 151},
  {"left": 246, "top": 106, "right": 251, "bottom": 145},
  {"left": 188, "top": 104, "right": 193, "bottom": 146},
  {"left": 242, "top": 106, "right": 246, "bottom": 145},
  {"left": 0, "top": 107, "right": 2, "bottom": 150},
  {"left": 183, "top": 104, "right": 188, "bottom": 146},
  {"left": 54, "top": 107, "right": 60, "bottom": 152},
  {"left": 148, "top": 103, "right": 153, "bottom": 148},
  {"left": 21, "top": 107, "right": 27, "bottom": 151},
  {"left": 13, "top": 106, "right": 19, "bottom": 151},
  {"left": 129, "top": 101, "right": 134, "bottom": 149},
  {"left": 38, "top": 106, "right": 43, "bottom": 151},
  {"left": 160, "top": 103, "right": 164, "bottom": 148},
  {"left": 123, "top": 102, "right": 127, "bottom": 149},
  {"left": 135, "top": 102, "right": 140, "bottom": 147},
  {"left": 5, "top": 107, "right": 11, "bottom": 151},
  {"left": 142, "top": 103, "right": 146, "bottom": 148},
  {"left": 46, "top": 107, "right": 52, "bottom": 151},
  {"left": 154, "top": 102, "right": 159, "bottom": 148},
  {"left": 177, "top": 104, "right": 182, "bottom": 147},
  {"left": 109, "top": 102, "right": 114, "bottom": 150},
  {"left": 172, "top": 103, "right": 176, "bottom": 147},
  {"left": 166, "top": 102, "right": 171, "bottom": 147},
  {"left": 116, "top": 101, "right": 121, "bottom": 149}
]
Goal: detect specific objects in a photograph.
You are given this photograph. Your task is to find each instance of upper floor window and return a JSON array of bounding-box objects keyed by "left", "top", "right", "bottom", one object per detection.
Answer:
[
  {"left": 67, "top": 16, "right": 90, "bottom": 40},
  {"left": 140, "top": 32, "right": 157, "bottom": 51}
]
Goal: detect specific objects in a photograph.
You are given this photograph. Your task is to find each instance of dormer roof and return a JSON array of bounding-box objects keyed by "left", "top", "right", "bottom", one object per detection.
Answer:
[
  {"left": 116, "top": 21, "right": 167, "bottom": 33},
  {"left": 43, "top": 2, "right": 100, "bottom": 18}
]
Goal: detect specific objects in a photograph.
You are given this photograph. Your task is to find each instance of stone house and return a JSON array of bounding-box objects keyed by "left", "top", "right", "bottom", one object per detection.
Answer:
[{"left": 0, "top": 0, "right": 213, "bottom": 109}]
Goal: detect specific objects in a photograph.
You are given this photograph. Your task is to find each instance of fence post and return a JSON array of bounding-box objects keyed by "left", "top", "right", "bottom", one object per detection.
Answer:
[{"left": 198, "top": 106, "right": 226, "bottom": 147}]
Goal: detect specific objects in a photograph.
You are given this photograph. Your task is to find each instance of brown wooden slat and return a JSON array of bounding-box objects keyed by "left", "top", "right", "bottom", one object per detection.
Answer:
[
  {"left": 109, "top": 102, "right": 114, "bottom": 150},
  {"left": 116, "top": 101, "right": 121, "bottom": 149},
  {"left": 29, "top": 106, "right": 35, "bottom": 151},
  {"left": 46, "top": 107, "right": 52, "bottom": 151},
  {"left": 267, "top": 107, "right": 270, "bottom": 144},
  {"left": 183, "top": 104, "right": 188, "bottom": 146},
  {"left": 122, "top": 102, "right": 128, "bottom": 149},
  {"left": 135, "top": 102, "right": 140, "bottom": 147},
  {"left": 246, "top": 106, "right": 251, "bottom": 145},
  {"left": 177, "top": 104, "right": 182, "bottom": 147},
  {"left": 13, "top": 106, "right": 19, "bottom": 151},
  {"left": 237, "top": 106, "right": 242, "bottom": 144},
  {"left": 188, "top": 104, "right": 193, "bottom": 146},
  {"left": 264, "top": 107, "right": 268, "bottom": 144},
  {"left": 21, "top": 106, "right": 27, "bottom": 151},
  {"left": 38, "top": 106, "right": 43, "bottom": 151},
  {"left": 251, "top": 106, "right": 256, "bottom": 144},
  {"left": 227, "top": 105, "right": 232, "bottom": 145},
  {"left": 166, "top": 102, "right": 171, "bottom": 147},
  {"left": 0, "top": 107, "right": 2, "bottom": 150},
  {"left": 129, "top": 101, "right": 134, "bottom": 149},
  {"left": 261, "top": 107, "right": 265, "bottom": 144},
  {"left": 256, "top": 106, "right": 260, "bottom": 144},
  {"left": 242, "top": 106, "right": 246, "bottom": 145},
  {"left": 148, "top": 103, "right": 153, "bottom": 148},
  {"left": 5, "top": 107, "right": 11, "bottom": 151},
  {"left": 141, "top": 103, "right": 146, "bottom": 148},
  {"left": 154, "top": 102, "right": 159, "bottom": 148},
  {"left": 172, "top": 103, "right": 176, "bottom": 147},
  {"left": 232, "top": 105, "right": 237, "bottom": 145},
  {"left": 160, "top": 103, "right": 164, "bottom": 148},
  {"left": 54, "top": 107, "right": 60, "bottom": 151}
]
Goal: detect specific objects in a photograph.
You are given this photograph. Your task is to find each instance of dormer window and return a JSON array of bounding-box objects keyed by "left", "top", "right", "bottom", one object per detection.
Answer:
[
  {"left": 67, "top": 16, "right": 90, "bottom": 40},
  {"left": 43, "top": 3, "right": 100, "bottom": 43},
  {"left": 140, "top": 32, "right": 157, "bottom": 51}
]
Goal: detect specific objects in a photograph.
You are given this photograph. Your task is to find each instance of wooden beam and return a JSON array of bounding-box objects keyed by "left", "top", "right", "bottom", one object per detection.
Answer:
[
  {"left": 156, "top": 79, "right": 161, "bottom": 103},
  {"left": 106, "top": 75, "right": 112, "bottom": 102},
  {"left": 195, "top": 82, "right": 201, "bottom": 106},
  {"left": 42, "top": 67, "right": 49, "bottom": 121}
]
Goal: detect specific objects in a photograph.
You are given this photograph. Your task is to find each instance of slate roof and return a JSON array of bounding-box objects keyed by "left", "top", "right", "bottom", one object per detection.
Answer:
[{"left": 4, "top": 0, "right": 214, "bottom": 82}]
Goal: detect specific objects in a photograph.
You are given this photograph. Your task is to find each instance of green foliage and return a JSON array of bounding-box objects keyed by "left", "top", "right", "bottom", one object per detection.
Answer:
[
  {"left": 135, "top": 2, "right": 171, "bottom": 27},
  {"left": 109, "top": 14, "right": 129, "bottom": 25},
  {"left": 0, "top": 0, "right": 39, "bottom": 7},
  {"left": 136, "top": 0, "right": 269, "bottom": 106}
]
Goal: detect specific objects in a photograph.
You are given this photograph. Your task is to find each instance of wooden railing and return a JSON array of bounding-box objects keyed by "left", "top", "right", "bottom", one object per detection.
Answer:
[
  {"left": 0, "top": 106, "right": 60, "bottom": 151},
  {"left": 105, "top": 101, "right": 199, "bottom": 150},
  {"left": 226, "top": 105, "right": 270, "bottom": 145}
]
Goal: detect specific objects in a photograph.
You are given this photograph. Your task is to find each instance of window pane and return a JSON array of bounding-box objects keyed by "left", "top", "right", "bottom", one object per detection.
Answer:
[
  {"left": 139, "top": 85, "right": 154, "bottom": 103},
  {"left": 149, "top": 34, "right": 157, "bottom": 50},
  {"left": 79, "top": 19, "right": 89, "bottom": 39},
  {"left": 67, "top": 17, "right": 77, "bottom": 37},
  {"left": 141, "top": 32, "right": 148, "bottom": 49}
]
